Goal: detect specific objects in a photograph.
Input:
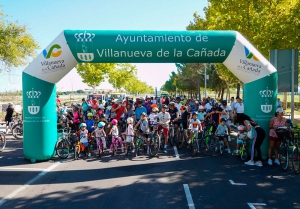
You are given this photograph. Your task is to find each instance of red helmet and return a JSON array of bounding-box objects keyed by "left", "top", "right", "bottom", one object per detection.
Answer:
[{"left": 111, "top": 119, "right": 118, "bottom": 125}]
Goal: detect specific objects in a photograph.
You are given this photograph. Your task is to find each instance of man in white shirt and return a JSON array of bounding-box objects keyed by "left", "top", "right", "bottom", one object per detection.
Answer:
[
  {"left": 175, "top": 99, "right": 182, "bottom": 116},
  {"left": 234, "top": 97, "right": 244, "bottom": 125},
  {"left": 157, "top": 105, "right": 171, "bottom": 153}
]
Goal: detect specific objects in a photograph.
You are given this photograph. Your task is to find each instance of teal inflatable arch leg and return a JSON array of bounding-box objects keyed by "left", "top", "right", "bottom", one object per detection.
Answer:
[
  {"left": 22, "top": 72, "right": 57, "bottom": 162},
  {"left": 244, "top": 72, "right": 278, "bottom": 159}
]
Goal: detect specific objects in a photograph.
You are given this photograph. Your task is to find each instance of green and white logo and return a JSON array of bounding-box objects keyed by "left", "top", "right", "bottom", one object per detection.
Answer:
[{"left": 74, "top": 31, "right": 95, "bottom": 62}]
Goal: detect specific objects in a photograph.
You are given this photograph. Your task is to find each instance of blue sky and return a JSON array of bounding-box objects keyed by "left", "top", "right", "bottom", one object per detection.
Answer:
[{"left": 0, "top": 0, "right": 207, "bottom": 92}]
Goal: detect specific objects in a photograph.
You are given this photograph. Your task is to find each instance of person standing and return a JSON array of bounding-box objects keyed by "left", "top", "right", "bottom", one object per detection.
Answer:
[
  {"left": 234, "top": 97, "right": 244, "bottom": 125},
  {"left": 111, "top": 98, "right": 127, "bottom": 123},
  {"left": 56, "top": 95, "right": 61, "bottom": 106},
  {"left": 135, "top": 100, "right": 147, "bottom": 122},
  {"left": 267, "top": 108, "right": 286, "bottom": 165},
  {"left": 276, "top": 98, "right": 282, "bottom": 108}
]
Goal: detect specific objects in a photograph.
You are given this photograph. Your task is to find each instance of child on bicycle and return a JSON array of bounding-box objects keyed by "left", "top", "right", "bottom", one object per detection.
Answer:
[
  {"left": 235, "top": 125, "right": 247, "bottom": 154},
  {"left": 188, "top": 112, "right": 202, "bottom": 144},
  {"left": 122, "top": 117, "right": 135, "bottom": 153},
  {"left": 215, "top": 118, "right": 231, "bottom": 153},
  {"left": 92, "top": 121, "right": 107, "bottom": 151},
  {"left": 134, "top": 112, "right": 150, "bottom": 154},
  {"left": 109, "top": 119, "right": 124, "bottom": 153},
  {"left": 86, "top": 113, "right": 95, "bottom": 135},
  {"left": 148, "top": 107, "right": 159, "bottom": 132},
  {"left": 78, "top": 123, "right": 91, "bottom": 157}
]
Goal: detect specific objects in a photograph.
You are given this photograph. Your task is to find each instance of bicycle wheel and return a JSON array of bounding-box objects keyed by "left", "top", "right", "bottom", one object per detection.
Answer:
[
  {"left": 219, "top": 140, "right": 225, "bottom": 155},
  {"left": 279, "top": 144, "right": 289, "bottom": 171},
  {"left": 12, "top": 124, "right": 23, "bottom": 139},
  {"left": 135, "top": 140, "right": 140, "bottom": 157},
  {"left": 191, "top": 139, "right": 198, "bottom": 157},
  {"left": 240, "top": 149, "right": 248, "bottom": 161},
  {"left": 292, "top": 146, "right": 300, "bottom": 175},
  {"left": 199, "top": 135, "right": 215, "bottom": 156},
  {"left": 0, "top": 132, "right": 6, "bottom": 152},
  {"left": 74, "top": 146, "right": 79, "bottom": 160},
  {"left": 169, "top": 127, "right": 175, "bottom": 146},
  {"left": 56, "top": 139, "right": 69, "bottom": 159},
  {"left": 150, "top": 134, "right": 160, "bottom": 157},
  {"left": 177, "top": 132, "right": 185, "bottom": 150}
]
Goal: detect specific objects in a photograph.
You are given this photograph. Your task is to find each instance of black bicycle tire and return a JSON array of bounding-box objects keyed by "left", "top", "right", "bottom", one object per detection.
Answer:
[
  {"left": 56, "top": 139, "right": 69, "bottom": 159},
  {"left": 219, "top": 141, "right": 224, "bottom": 155},
  {"left": 169, "top": 127, "right": 175, "bottom": 146},
  {"left": 240, "top": 151, "right": 248, "bottom": 161},
  {"left": 279, "top": 144, "right": 289, "bottom": 171},
  {"left": 74, "top": 146, "right": 79, "bottom": 160},
  {"left": 292, "top": 146, "right": 300, "bottom": 175},
  {"left": 12, "top": 124, "right": 23, "bottom": 139},
  {"left": 191, "top": 140, "right": 198, "bottom": 157},
  {"left": 150, "top": 134, "right": 160, "bottom": 157},
  {"left": 199, "top": 135, "right": 214, "bottom": 156},
  {"left": 177, "top": 132, "right": 185, "bottom": 150},
  {"left": 0, "top": 132, "right": 6, "bottom": 152}
]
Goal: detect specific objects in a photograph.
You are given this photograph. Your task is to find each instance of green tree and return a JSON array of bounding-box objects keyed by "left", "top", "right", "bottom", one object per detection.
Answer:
[
  {"left": 76, "top": 63, "right": 115, "bottom": 89},
  {"left": 0, "top": 8, "right": 39, "bottom": 70}
]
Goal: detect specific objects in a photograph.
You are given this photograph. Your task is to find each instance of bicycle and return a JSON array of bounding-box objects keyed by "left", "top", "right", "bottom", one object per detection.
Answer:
[
  {"left": 199, "top": 134, "right": 218, "bottom": 156},
  {"left": 292, "top": 134, "right": 300, "bottom": 174},
  {"left": 110, "top": 135, "right": 124, "bottom": 156},
  {"left": 168, "top": 122, "right": 175, "bottom": 146},
  {"left": 56, "top": 128, "right": 76, "bottom": 159},
  {"left": 123, "top": 135, "right": 134, "bottom": 156},
  {"left": 232, "top": 140, "right": 248, "bottom": 161},
  {"left": 134, "top": 131, "right": 147, "bottom": 157},
  {"left": 176, "top": 121, "right": 188, "bottom": 150},
  {"left": 277, "top": 127, "right": 291, "bottom": 171},
  {"left": 0, "top": 131, "right": 6, "bottom": 152},
  {"left": 149, "top": 125, "right": 161, "bottom": 157},
  {"left": 95, "top": 136, "right": 108, "bottom": 157},
  {"left": 215, "top": 134, "right": 229, "bottom": 155},
  {"left": 187, "top": 128, "right": 200, "bottom": 157}
]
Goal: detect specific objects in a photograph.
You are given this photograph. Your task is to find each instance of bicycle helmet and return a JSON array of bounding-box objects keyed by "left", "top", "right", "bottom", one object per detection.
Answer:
[
  {"left": 199, "top": 105, "right": 204, "bottom": 110},
  {"left": 221, "top": 100, "right": 227, "bottom": 106},
  {"left": 111, "top": 119, "right": 118, "bottom": 125},
  {"left": 192, "top": 112, "right": 198, "bottom": 116},
  {"left": 137, "top": 100, "right": 143, "bottom": 105},
  {"left": 87, "top": 113, "right": 93, "bottom": 117},
  {"left": 8, "top": 102, "right": 14, "bottom": 106},
  {"left": 141, "top": 112, "right": 147, "bottom": 117},
  {"left": 79, "top": 123, "right": 87, "bottom": 128},
  {"left": 238, "top": 125, "right": 245, "bottom": 131},
  {"left": 220, "top": 118, "right": 226, "bottom": 122},
  {"left": 162, "top": 104, "right": 168, "bottom": 109},
  {"left": 169, "top": 102, "right": 175, "bottom": 106},
  {"left": 98, "top": 121, "right": 106, "bottom": 128},
  {"left": 127, "top": 117, "right": 134, "bottom": 124}
]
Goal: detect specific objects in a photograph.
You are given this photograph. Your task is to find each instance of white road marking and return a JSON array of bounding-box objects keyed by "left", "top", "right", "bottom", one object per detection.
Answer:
[
  {"left": 247, "top": 203, "right": 266, "bottom": 209},
  {"left": 183, "top": 184, "right": 195, "bottom": 209},
  {"left": 173, "top": 146, "right": 180, "bottom": 159},
  {"left": 0, "top": 162, "right": 60, "bottom": 207},
  {"left": 0, "top": 167, "right": 45, "bottom": 171},
  {"left": 229, "top": 179, "right": 247, "bottom": 186}
]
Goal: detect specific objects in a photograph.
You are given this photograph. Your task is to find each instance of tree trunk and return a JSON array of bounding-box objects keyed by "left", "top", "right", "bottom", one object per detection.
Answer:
[
  {"left": 237, "top": 83, "right": 240, "bottom": 98},
  {"left": 221, "top": 88, "right": 225, "bottom": 101},
  {"left": 227, "top": 85, "right": 230, "bottom": 102}
]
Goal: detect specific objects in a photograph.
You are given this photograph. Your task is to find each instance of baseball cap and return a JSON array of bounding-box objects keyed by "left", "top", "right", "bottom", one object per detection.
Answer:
[{"left": 276, "top": 108, "right": 284, "bottom": 113}]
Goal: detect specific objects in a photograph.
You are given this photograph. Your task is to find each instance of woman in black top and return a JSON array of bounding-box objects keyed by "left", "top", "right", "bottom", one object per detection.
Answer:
[
  {"left": 5, "top": 103, "right": 18, "bottom": 134},
  {"left": 239, "top": 113, "right": 266, "bottom": 165}
]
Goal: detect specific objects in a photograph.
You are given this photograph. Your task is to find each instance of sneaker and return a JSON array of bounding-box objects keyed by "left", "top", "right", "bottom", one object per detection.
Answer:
[
  {"left": 227, "top": 149, "right": 231, "bottom": 154},
  {"left": 235, "top": 150, "right": 239, "bottom": 154},
  {"left": 254, "top": 161, "right": 263, "bottom": 167},
  {"left": 274, "top": 159, "right": 280, "bottom": 165},
  {"left": 228, "top": 136, "right": 231, "bottom": 142},
  {"left": 188, "top": 139, "right": 191, "bottom": 144},
  {"left": 163, "top": 148, "right": 167, "bottom": 153},
  {"left": 109, "top": 149, "right": 113, "bottom": 153},
  {"left": 244, "top": 160, "right": 255, "bottom": 166},
  {"left": 132, "top": 149, "right": 135, "bottom": 153},
  {"left": 268, "top": 159, "right": 273, "bottom": 165},
  {"left": 88, "top": 153, "right": 91, "bottom": 157},
  {"left": 121, "top": 146, "right": 124, "bottom": 153}
]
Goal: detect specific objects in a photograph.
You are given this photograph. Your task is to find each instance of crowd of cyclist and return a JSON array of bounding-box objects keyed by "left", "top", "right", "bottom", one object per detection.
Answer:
[{"left": 55, "top": 95, "right": 247, "bottom": 157}]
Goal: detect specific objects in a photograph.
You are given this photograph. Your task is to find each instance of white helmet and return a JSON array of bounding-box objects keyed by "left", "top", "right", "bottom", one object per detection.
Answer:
[
  {"left": 106, "top": 106, "right": 112, "bottom": 110},
  {"left": 199, "top": 105, "right": 204, "bottom": 110},
  {"left": 8, "top": 102, "right": 14, "bottom": 106},
  {"left": 127, "top": 117, "right": 134, "bottom": 124}
]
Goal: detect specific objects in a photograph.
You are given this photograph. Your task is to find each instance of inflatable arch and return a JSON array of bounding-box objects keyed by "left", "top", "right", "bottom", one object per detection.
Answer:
[{"left": 22, "top": 30, "right": 277, "bottom": 162}]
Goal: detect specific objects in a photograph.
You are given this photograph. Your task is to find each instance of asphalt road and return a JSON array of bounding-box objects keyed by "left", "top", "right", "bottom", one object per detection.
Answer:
[{"left": 1, "top": 126, "right": 300, "bottom": 209}]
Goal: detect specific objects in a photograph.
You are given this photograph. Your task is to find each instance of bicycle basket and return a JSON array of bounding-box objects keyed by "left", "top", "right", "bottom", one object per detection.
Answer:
[{"left": 275, "top": 127, "right": 290, "bottom": 139}]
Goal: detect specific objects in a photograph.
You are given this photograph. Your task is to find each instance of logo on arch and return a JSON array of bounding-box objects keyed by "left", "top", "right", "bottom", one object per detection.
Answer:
[
  {"left": 43, "top": 44, "right": 62, "bottom": 59},
  {"left": 244, "top": 46, "right": 259, "bottom": 61}
]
